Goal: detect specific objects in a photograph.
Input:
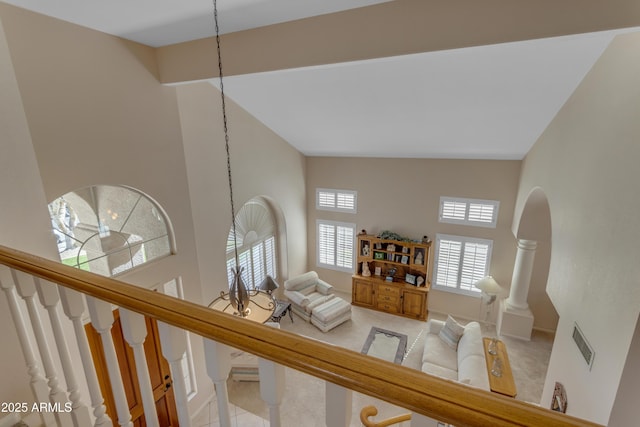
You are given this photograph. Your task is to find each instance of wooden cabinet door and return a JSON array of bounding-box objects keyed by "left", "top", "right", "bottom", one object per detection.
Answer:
[
  {"left": 402, "top": 289, "right": 427, "bottom": 320},
  {"left": 352, "top": 278, "right": 374, "bottom": 306}
]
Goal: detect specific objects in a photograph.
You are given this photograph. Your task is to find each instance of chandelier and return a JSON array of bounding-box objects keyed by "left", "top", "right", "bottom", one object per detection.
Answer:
[{"left": 207, "top": 0, "right": 276, "bottom": 323}]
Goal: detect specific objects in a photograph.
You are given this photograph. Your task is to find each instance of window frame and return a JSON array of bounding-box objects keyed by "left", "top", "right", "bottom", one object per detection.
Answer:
[
  {"left": 432, "top": 233, "right": 493, "bottom": 296},
  {"left": 316, "top": 188, "right": 358, "bottom": 213},
  {"left": 316, "top": 219, "right": 356, "bottom": 273},
  {"left": 439, "top": 196, "right": 499, "bottom": 228}
]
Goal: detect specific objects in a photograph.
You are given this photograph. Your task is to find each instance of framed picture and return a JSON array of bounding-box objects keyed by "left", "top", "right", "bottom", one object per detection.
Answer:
[
  {"left": 374, "top": 266, "right": 382, "bottom": 276},
  {"left": 374, "top": 252, "right": 385, "bottom": 260},
  {"left": 401, "top": 255, "right": 409, "bottom": 264},
  {"left": 402, "top": 246, "right": 409, "bottom": 254},
  {"left": 405, "top": 273, "right": 416, "bottom": 285}
]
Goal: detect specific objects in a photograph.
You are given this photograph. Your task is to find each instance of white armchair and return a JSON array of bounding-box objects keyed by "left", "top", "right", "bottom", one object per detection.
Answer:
[{"left": 284, "top": 271, "right": 335, "bottom": 322}]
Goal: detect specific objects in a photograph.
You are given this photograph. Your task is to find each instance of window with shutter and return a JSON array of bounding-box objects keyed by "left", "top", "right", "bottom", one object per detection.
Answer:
[
  {"left": 433, "top": 234, "right": 493, "bottom": 295},
  {"left": 439, "top": 197, "right": 499, "bottom": 228},
  {"left": 316, "top": 188, "right": 357, "bottom": 213},
  {"left": 226, "top": 198, "right": 278, "bottom": 289},
  {"left": 317, "top": 219, "right": 355, "bottom": 272}
]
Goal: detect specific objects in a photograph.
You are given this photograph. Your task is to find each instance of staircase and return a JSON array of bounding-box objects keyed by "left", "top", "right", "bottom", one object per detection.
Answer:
[{"left": 0, "top": 245, "right": 600, "bottom": 427}]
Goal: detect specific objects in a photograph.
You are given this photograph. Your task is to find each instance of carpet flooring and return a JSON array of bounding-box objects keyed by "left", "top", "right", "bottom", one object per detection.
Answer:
[{"left": 200, "top": 292, "right": 554, "bottom": 426}]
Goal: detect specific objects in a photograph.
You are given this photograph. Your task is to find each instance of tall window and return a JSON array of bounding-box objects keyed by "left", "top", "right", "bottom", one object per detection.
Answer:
[
  {"left": 439, "top": 197, "right": 499, "bottom": 228},
  {"left": 433, "top": 234, "right": 493, "bottom": 295},
  {"left": 226, "top": 198, "right": 277, "bottom": 289},
  {"left": 316, "top": 220, "right": 355, "bottom": 273},
  {"left": 48, "top": 185, "right": 173, "bottom": 277},
  {"left": 316, "top": 188, "right": 357, "bottom": 213}
]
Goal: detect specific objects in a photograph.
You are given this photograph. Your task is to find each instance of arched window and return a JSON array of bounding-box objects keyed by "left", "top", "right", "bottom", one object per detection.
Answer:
[
  {"left": 226, "top": 198, "right": 277, "bottom": 289},
  {"left": 48, "top": 185, "right": 173, "bottom": 277}
]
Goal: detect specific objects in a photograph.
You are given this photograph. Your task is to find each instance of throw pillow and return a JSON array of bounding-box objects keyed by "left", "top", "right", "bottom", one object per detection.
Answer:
[{"left": 439, "top": 315, "right": 465, "bottom": 350}]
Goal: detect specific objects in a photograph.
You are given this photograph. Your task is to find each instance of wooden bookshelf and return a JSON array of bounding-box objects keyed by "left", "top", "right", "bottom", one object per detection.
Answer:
[{"left": 352, "top": 234, "right": 431, "bottom": 320}]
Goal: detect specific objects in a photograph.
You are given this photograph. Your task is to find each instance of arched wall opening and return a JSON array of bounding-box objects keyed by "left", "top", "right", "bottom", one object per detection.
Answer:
[{"left": 514, "top": 187, "right": 558, "bottom": 332}]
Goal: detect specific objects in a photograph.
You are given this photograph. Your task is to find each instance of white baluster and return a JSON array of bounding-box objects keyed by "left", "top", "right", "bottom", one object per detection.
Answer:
[
  {"left": 59, "top": 286, "right": 112, "bottom": 427},
  {"left": 0, "top": 267, "right": 55, "bottom": 427},
  {"left": 203, "top": 339, "right": 232, "bottom": 427},
  {"left": 12, "top": 270, "right": 71, "bottom": 427},
  {"left": 157, "top": 321, "right": 191, "bottom": 427},
  {"left": 34, "top": 277, "right": 92, "bottom": 427},
  {"left": 86, "top": 297, "right": 133, "bottom": 427},
  {"left": 258, "top": 358, "right": 285, "bottom": 427},
  {"left": 326, "top": 382, "right": 352, "bottom": 427},
  {"left": 119, "top": 309, "right": 159, "bottom": 427}
]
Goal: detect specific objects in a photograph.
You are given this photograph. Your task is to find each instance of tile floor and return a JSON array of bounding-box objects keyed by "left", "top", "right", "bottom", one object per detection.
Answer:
[{"left": 192, "top": 399, "right": 268, "bottom": 427}]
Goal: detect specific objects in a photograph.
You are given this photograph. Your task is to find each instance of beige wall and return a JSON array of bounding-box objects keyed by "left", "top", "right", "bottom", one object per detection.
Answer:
[
  {"left": 514, "top": 31, "right": 640, "bottom": 424},
  {"left": 175, "top": 81, "right": 308, "bottom": 303},
  {"left": 306, "top": 157, "right": 558, "bottom": 328},
  {"left": 0, "top": 10, "right": 61, "bottom": 406},
  {"left": 0, "top": 3, "right": 308, "bottom": 415}
]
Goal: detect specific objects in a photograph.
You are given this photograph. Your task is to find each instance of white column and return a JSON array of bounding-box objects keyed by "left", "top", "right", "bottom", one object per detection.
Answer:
[
  {"left": 120, "top": 309, "right": 159, "bottom": 427},
  {"left": 497, "top": 239, "right": 536, "bottom": 340},
  {"left": 157, "top": 321, "right": 191, "bottom": 427},
  {"left": 86, "top": 297, "right": 133, "bottom": 427},
  {"left": 204, "top": 339, "right": 232, "bottom": 427},
  {"left": 34, "top": 277, "right": 92, "bottom": 427},
  {"left": 0, "top": 267, "right": 55, "bottom": 427},
  {"left": 325, "top": 382, "right": 352, "bottom": 427},
  {"left": 258, "top": 358, "right": 285, "bottom": 427},
  {"left": 506, "top": 239, "right": 537, "bottom": 310},
  {"left": 58, "top": 287, "right": 112, "bottom": 427},
  {"left": 12, "top": 270, "right": 71, "bottom": 427}
]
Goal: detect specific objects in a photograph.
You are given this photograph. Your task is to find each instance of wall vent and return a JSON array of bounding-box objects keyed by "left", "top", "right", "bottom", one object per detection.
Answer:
[{"left": 572, "top": 323, "right": 594, "bottom": 369}]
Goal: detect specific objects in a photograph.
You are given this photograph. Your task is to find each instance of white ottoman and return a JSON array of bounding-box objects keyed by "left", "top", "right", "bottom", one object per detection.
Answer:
[{"left": 311, "top": 297, "right": 352, "bottom": 332}]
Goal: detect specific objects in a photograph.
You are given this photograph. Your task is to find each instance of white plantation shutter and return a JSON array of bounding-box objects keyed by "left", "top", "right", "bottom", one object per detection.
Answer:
[
  {"left": 265, "top": 236, "right": 276, "bottom": 278},
  {"left": 317, "top": 220, "right": 355, "bottom": 272},
  {"left": 460, "top": 241, "right": 490, "bottom": 291},
  {"left": 441, "top": 200, "right": 467, "bottom": 221},
  {"left": 336, "top": 225, "right": 354, "bottom": 268},
  {"left": 318, "top": 223, "right": 335, "bottom": 265},
  {"left": 468, "top": 203, "right": 495, "bottom": 224},
  {"left": 435, "top": 239, "right": 462, "bottom": 289},
  {"left": 316, "top": 188, "right": 357, "bottom": 213},
  {"left": 434, "top": 234, "right": 492, "bottom": 295},
  {"left": 439, "top": 197, "right": 499, "bottom": 228},
  {"left": 252, "top": 244, "right": 265, "bottom": 287}
]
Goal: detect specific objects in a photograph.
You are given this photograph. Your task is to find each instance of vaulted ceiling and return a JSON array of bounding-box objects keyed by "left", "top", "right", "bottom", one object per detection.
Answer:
[{"left": 4, "top": 0, "right": 640, "bottom": 159}]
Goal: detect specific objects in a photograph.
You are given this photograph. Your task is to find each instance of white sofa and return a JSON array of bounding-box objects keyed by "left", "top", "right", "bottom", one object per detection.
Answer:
[
  {"left": 284, "top": 271, "right": 336, "bottom": 322},
  {"left": 421, "top": 318, "right": 490, "bottom": 391}
]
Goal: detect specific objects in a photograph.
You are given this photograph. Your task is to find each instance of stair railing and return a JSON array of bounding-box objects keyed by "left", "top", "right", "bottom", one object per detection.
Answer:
[{"left": 0, "top": 245, "right": 602, "bottom": 427}]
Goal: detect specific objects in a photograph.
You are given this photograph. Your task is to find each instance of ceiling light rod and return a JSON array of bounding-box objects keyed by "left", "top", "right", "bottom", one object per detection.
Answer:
[{"left": 208, "top": 0, "right": 275, "bottom": 322}]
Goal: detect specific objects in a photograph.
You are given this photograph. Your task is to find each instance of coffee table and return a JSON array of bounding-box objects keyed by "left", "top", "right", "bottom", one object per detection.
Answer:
[{"left": 361, "top": 326, "right": 408, "bottom": 364}]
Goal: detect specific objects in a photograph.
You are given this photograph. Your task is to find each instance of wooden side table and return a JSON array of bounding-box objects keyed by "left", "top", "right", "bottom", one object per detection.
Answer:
[
  {"left": 271, "top": 299, "right": 293, "bottom": 323},
  {"left": 483, "top": 338, "right": 517, "bottom": 398}
]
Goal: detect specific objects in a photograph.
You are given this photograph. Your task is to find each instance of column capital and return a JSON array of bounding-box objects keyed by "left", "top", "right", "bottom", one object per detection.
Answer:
[{"left": 517, "top": 239, "right": 538, "bottom": 251}]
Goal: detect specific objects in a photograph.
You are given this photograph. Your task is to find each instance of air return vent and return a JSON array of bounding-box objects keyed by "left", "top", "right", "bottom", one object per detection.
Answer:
[{"left": 572, "top": 323, "right": 594, "bottom": 369}]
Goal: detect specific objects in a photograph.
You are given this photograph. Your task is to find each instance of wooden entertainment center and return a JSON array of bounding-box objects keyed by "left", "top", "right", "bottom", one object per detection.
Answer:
[{"left": 352, "top": 234, "right": 431, "bottom": 321}]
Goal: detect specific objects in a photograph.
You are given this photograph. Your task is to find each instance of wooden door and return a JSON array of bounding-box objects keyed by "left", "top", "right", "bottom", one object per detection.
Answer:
[{"left": 85, "top": 310, "right": 180, "bottom": 426}]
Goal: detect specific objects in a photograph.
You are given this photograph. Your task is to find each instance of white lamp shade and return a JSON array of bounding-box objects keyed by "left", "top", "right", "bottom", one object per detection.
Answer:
[{"left": 474, "top": 276, "right": 501, "bottom": 295}]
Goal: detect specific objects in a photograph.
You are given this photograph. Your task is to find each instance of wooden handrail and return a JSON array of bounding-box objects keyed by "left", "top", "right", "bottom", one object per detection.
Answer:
[
  {"left": 0, "top": 245, "right": 601, "bottom": 427},
  {"left": 360, "top": 405, "right": 411, "bottom": 427}
]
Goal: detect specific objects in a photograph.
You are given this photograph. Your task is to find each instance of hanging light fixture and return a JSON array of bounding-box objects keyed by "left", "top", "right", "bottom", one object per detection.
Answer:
[{"left": 208, "top": 0, "right": 276, "bottom": 323}]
